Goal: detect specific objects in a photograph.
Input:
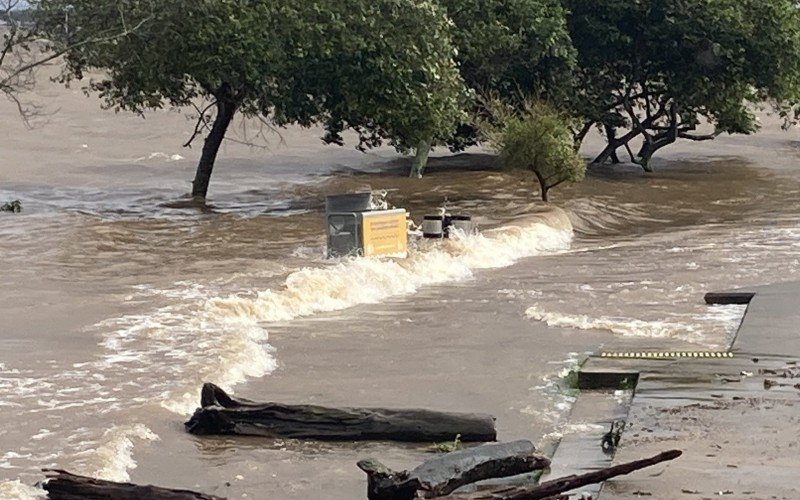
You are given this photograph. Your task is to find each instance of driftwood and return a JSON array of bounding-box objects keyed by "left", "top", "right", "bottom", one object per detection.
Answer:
[
  {"left": 358, "top": 440, "right": 550, "bottom": 500},
  {"left": 42, "top": 469, "right": 224, "bottom": 500},
  {"left": 447, "top": 449, "right": 682, "bottom": 499},
  {"left": 185, "top": 383, "right": 497, "bottom": 442}
]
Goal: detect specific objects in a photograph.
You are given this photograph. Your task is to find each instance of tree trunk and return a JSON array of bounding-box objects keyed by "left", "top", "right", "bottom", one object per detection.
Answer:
[
  {"left": 590, "top": 142, "right": 618, "bottom": 165},
  {"left": 191, "top": 99, "right": 237, "bottom": 201},
  {"left": 358, "top": 440, "right": 550, "bottom": 500},
  {"left": 532, "top": 169, "right": 548, "bottom": 202},
  {"left": 637, "top": 146, "right": 656, "bottom": 173},
  {"left": 604, "top": 125, "right": 620, "bottom": 164},
  {"left": 409, "top": 138, "right": 432, "bottom": 178},
  {"left": 185, "top": 383, "right": 496, "bottom": 442},
  {"left": 573, "top": 122, "right": 594, "bottom": 151},
  {"left": 42, "top": 469, "right": 224, "bottom": 500},
  {"left": 447, "top": 449, "right": 682, "bottom": 499},
  {"left": 634, "top": 103, "right": 679, "bottom": 173},
  {"left": 637, "top": 131, "right": 679, "bottom": 172}
]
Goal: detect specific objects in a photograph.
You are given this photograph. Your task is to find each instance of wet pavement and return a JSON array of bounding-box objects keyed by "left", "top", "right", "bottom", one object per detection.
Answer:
[{"left": 560, "top": 283, "right": 800, "bottom": 499}]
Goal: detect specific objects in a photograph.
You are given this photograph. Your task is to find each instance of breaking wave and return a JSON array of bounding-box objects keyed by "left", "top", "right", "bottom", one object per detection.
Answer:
[
  {"left": 70, "top": 424, "right": 159, "bottom": 482},
  {"left": 0, "top": 208, "right": 573, "bottom": 493},
  {"left": 0, "top": 481, "right": 45, "bottom": 500},
  {"left": 525, "top": 303, "right": 746, "bottom": 345},
  {"left": 212, "top": 211, "right": 573, "bottom": 324},
  {"left": 525, "top": 305, "right": 700, "bottom": 340},
  {"left": 0, "top": 424, "right": 156, "bottom": 498},
  {"left": 95, "top": 207, "right": 574, "bottom": 418}
]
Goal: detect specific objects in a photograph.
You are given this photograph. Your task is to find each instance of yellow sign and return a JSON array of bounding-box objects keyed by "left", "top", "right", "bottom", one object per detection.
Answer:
[{"left": 361, "top": 210, "right": 408, "bottom": 257}]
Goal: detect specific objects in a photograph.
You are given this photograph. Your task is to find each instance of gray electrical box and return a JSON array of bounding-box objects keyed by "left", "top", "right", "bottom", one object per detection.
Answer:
[
  {"left": 326, "top": 193, "right": 371, "bottom": 258},
  {"left": 327, "top": 212, "right": 362, "bottom": 258}
]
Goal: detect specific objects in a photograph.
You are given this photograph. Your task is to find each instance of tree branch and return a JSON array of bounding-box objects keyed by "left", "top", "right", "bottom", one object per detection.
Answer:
[
  {"left": 1, "top": 0, "right": 155, "bottom": 125},
  {"left": 573, "top": 120, "right": 594, "bottom": 147},
  {"left": 1, "top": 13, "right": 153, "bottom": 89},
  {"left": 183, "top": 100, "right": 217, "bottom": 147}
]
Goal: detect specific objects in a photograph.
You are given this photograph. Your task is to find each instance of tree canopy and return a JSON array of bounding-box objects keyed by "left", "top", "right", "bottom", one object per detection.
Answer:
[
  {"left": 38, "top": 0, "right": 467, "bottom": 199},
  {"left": 441, "top": 0, "right": 573, "bottom": 99},
  {"left": 564, "top": 0, "right": 800, "bottom": 170},
  {"left": 14, "top": 0, "right": 800, "bottom": 201},
  {"left": 409, "top": 0, "right": 575, "bottom": 178}
]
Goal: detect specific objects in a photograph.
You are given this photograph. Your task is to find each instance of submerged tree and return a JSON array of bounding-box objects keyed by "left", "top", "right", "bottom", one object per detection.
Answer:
[
  {"left": 564, "top": 0, "right": 800, "bottom": 171},
  {"left": 484, "top": 100, "right": 584, "bottom": 202},
  {"left": 40, "top": 0, "right": 466, "bottom": 200}
]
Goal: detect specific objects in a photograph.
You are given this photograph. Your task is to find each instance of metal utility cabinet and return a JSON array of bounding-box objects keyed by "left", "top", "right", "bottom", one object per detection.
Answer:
[{"left": 326, "top": 193, "right": 408, "bottom": 258}]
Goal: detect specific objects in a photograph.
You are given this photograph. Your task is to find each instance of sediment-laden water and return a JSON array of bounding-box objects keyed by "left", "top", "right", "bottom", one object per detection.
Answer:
[{"left": 2, "top": 87, "right": 799, "bottom": 498}]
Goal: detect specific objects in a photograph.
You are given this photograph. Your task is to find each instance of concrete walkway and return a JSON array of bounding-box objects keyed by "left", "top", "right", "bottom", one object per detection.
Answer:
[{"left": 565, "top": 283, "right": 800, "bottom": 499}]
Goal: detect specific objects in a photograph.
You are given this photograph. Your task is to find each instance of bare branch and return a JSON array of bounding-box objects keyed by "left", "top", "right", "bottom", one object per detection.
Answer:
[
  {"left": 1, "top": 14, "right": 153, "bottom": 89},
  {"left": 183, "top": 100, "right": 216, "bottom": 148},
  {"left": 1, "top": 1, "right": 155, "bottom": 123}
]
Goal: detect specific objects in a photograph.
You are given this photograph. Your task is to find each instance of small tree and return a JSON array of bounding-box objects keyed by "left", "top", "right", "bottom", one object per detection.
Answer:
[{"left": 485, "top": 101, "right": 584, "bottom": 202}]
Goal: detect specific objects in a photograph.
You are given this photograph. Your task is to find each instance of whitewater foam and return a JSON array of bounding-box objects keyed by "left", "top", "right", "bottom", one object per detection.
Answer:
[
  {"left": 0, "top": 209, "right": 573, "bottom": 486},
  {"left": 211, "top": 213, "right": 573, "bottom": 324},
  {"left": 519, "top": 351, "right": 587, "bottom": 426},
  {"left": 0, "top": 480, "right": 45, "bottom": 500},
  {"left": 525, "top": 303, "right": 746, "bottom": 345},
  {"left": 71, "top": 424, "right": 159, "bottom": 482},
  {"left": 526, "top": 304, "right": 704, "bottom": 341},
  {"left": 132, "top": 152, "right": 185, "bottom": 162},
  {"left": 101, "top": 210, "right": 572, "bottom": 416}
]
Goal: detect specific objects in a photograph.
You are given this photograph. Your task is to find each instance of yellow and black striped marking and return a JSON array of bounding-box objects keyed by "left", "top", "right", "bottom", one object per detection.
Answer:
[{"left": 599, "top": 351, "right": 734, "bottom": 359}]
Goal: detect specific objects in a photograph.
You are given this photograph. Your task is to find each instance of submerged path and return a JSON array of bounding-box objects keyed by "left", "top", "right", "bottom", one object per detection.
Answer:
[{"left": 557, "top": 282, "right": 800, "bottom": 499}]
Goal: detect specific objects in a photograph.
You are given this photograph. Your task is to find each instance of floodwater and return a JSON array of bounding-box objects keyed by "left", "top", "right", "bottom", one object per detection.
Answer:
[{"left": 2, "top": 82, "right": 800, "bottom": 499}]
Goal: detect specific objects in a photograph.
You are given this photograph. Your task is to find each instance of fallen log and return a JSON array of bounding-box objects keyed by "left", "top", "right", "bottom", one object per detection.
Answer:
[
  {"left": 358, "top": 440, "right": 550, "bottom": 500},
  {"left": 446, "top": 449, "right": 682, "bottom": 499},
  {"left": 41, "top": 469, "right": 225, "bottom": 500},
  {"left": 185, "top": 383, "right": 497, "bottom": 442}
]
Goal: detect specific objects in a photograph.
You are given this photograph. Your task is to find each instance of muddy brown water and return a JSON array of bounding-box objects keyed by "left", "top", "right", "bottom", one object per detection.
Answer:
[{"left": 2, "top": 85, "right": 800, "bottom": 498}]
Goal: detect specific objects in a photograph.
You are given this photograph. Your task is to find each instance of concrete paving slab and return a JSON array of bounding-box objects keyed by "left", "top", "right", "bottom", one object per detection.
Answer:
[
  {"left": 557, "top": 283, "right": 800, "bottom": 499},
  {"left": 541, "top": 391, "right": 631, "bottom": 499}
]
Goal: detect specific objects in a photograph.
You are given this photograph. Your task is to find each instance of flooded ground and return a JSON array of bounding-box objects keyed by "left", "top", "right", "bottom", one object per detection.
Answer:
[{"left": 2, "top": 79, "right": 800, "bottom": 498}]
